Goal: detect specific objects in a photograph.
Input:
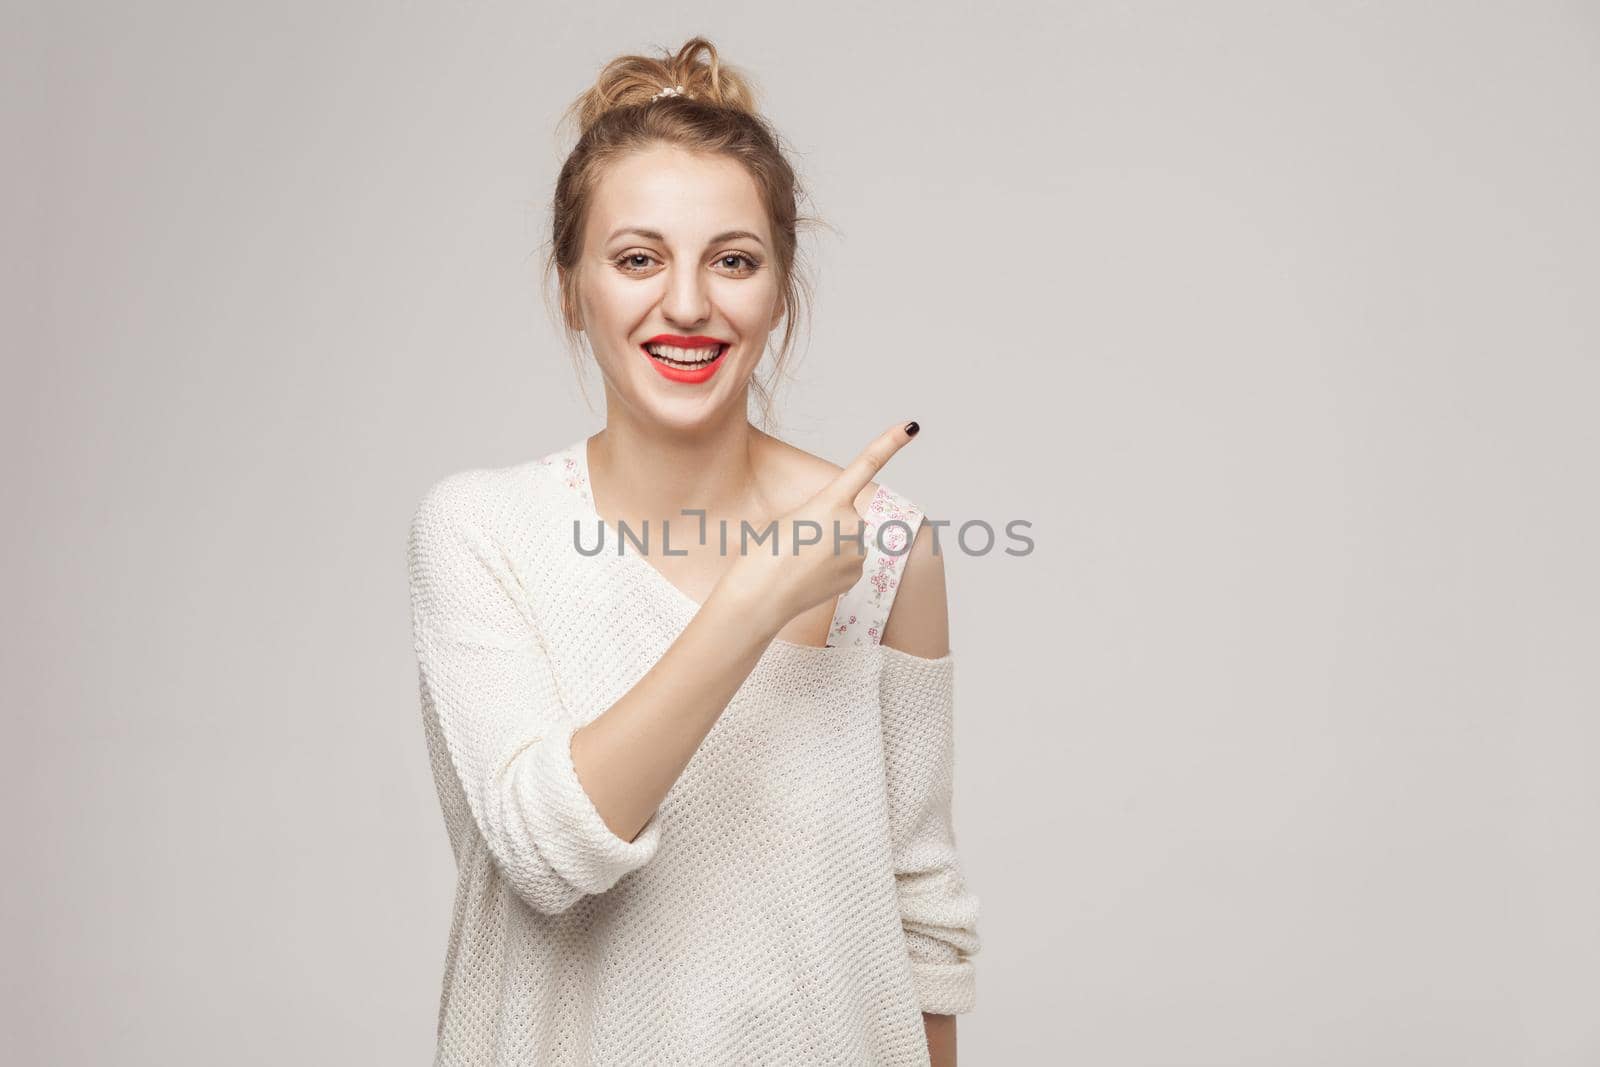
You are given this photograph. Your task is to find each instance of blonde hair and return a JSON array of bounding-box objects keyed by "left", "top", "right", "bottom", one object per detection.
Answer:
[{"left": 542, "top": 36, "right": 822, "bottom": 427}]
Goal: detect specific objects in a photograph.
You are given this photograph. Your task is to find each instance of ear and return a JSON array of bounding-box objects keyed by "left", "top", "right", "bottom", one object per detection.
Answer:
[{"left": 769, "top": 292, "right": 786, "bottom": 331}]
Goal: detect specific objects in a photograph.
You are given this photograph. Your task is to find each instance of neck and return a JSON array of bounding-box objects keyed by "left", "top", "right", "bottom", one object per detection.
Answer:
[{"left": 587, "top": 410, "right": 773, "bottom": 528}]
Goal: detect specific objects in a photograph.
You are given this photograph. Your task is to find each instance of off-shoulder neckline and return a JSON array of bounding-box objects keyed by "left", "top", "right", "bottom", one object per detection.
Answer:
[{"left": 527, "top": 438, "right": 953, "bottom": 665}]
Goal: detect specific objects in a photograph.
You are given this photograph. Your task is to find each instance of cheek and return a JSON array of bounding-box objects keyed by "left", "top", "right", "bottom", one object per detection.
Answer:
[
  {"left": 584, "top": 275, "right": 649, "bottom": 321},
  {"left": 720, "top": 280, "right": 781, "bottom": 332}
]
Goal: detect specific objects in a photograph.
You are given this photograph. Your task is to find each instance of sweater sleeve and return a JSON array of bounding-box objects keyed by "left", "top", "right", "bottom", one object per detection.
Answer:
[
  {"left": 879, "top": 646, "right": 983, "bottom": 1015},
  {"left": 407, "top": 473, "right": 663, "bottom": 916}
]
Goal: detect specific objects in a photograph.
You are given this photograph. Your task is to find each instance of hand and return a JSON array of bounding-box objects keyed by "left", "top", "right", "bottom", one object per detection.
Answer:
[{"left": 722, "top": 421, "right": 920, "bottom": 638}]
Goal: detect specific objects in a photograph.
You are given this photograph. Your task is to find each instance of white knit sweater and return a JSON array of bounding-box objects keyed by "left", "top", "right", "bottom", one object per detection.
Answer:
[{"left": 405, "top": 439, "right": 982, "bottom": 1065}]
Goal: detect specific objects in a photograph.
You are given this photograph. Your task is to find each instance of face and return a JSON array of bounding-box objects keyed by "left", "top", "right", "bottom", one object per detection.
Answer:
[{"left": 568, "top": 144, "right": 785, "bottom": 428}]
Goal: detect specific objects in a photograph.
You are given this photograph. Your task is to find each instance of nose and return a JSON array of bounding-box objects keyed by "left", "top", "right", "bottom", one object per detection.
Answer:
[{"left": 659, "top": 261, "right": 711, "bottom": 329}]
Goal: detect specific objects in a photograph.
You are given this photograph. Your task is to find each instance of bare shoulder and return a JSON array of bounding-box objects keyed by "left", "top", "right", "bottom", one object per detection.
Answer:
[
  {"left": 880, "top": 518, "right": 950, "bottom": 657},
  {"left": 758, "top": 433, "right": 883, "bottom": 516},
  {"left": 760, "top": 431, "right": 945, "bottom": 653}
]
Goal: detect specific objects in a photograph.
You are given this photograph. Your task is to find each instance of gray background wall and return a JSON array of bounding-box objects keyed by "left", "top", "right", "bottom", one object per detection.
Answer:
[{"left": 7, "top": 2, "right": 1597, "bottom": 1063}]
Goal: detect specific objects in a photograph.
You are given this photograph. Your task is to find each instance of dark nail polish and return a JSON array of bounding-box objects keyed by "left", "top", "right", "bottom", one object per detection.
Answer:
[{"left": 904, "top": 421, "right": 919, "bottom": 436}]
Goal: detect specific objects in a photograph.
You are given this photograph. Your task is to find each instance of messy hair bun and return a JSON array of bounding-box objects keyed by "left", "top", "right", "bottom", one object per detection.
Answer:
[
  {"left": 544, "top": 37, "right": 819, "bottom": 426},
  {"left": 562, "top": 36, "right": 763, "bottom": 136}
]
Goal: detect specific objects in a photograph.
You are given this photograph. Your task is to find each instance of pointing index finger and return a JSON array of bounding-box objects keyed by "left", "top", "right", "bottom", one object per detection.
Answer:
[{"left": 829, "top": 420, "right": 920, "bottom": 507}]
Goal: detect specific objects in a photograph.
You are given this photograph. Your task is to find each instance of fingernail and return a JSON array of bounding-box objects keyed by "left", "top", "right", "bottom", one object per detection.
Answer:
[{"left": 904, "top": 421, "right": 920, "bottom": 436}]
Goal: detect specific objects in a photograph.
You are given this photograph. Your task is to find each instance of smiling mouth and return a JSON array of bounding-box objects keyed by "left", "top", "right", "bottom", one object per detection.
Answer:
[{"left": 643, "top": 342, "right": 729, "bottom": 368}]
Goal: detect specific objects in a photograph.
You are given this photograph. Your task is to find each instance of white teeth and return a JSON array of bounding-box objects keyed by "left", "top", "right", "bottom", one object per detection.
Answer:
[{"left": 645, "top": 343, "right": 724, "bottom": 365}]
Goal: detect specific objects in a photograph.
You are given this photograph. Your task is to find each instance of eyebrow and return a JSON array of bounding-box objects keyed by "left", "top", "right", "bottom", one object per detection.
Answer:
[{"left": 606, "top": 226, "right": 767, "bottom": 248}]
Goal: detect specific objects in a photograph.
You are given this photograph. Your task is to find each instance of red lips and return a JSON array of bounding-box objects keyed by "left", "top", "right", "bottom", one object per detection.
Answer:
[{"left": 640, "top": 335, "right": 731, "bottom": 384}]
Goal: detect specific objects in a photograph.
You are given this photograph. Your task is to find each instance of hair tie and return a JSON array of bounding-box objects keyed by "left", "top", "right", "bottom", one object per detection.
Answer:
[{"left": 651, "top": 84, "right": 687, "bottom": 100}]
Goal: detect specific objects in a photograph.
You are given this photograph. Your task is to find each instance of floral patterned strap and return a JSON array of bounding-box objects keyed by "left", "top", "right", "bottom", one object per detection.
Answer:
[{"left": 828, "top": 484, "right": 925, "bottom": 648}]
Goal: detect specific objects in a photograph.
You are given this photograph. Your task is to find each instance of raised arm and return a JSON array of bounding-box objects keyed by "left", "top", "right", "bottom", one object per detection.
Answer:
[{"left": 565, "top": 421, "right": 921, "bottom": 860}]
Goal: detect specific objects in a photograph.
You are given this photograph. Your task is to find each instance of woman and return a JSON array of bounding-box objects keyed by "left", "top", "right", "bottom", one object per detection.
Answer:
[{"left": 406, "top": 37, "right": 981, "bottom": 1066}]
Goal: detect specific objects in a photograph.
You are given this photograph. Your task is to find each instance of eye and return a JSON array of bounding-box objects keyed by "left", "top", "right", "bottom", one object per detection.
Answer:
[
  {"left": 614, "top": 251, "right": 658, "bottom": 274},
  {"left": 715, "top": 252, "right": 762, "bottom": 275}
]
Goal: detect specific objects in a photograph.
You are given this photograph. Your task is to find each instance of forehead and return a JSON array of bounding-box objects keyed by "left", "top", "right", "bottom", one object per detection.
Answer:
[{"left": 586, "top": 145, "right": 769, "bottom": 244}]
